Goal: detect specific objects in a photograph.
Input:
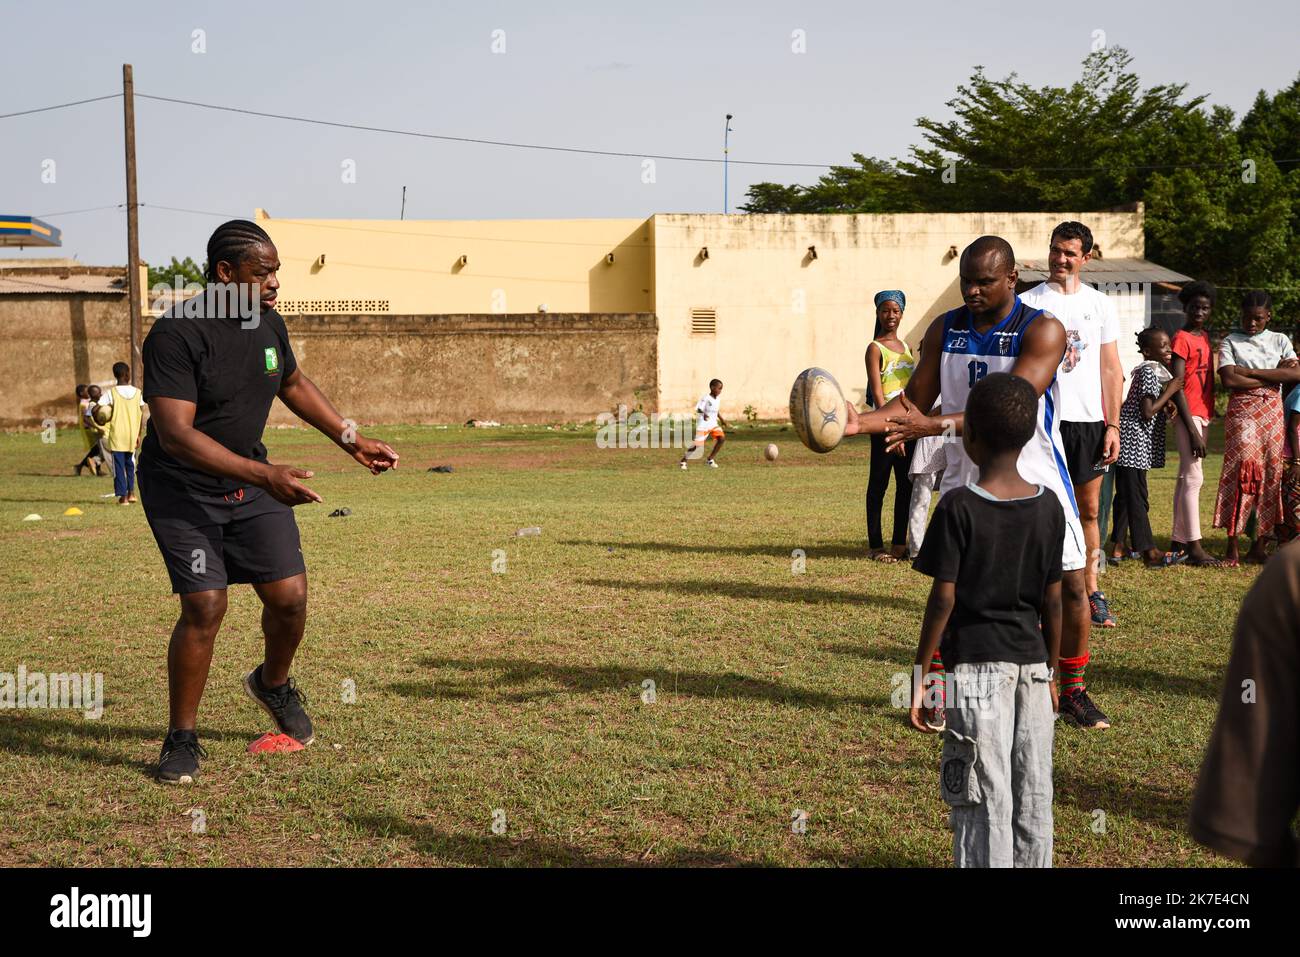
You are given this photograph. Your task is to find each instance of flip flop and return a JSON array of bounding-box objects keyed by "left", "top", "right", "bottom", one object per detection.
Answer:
[{"left": 873, "top": 552, "right": 901, "bottom": 564}]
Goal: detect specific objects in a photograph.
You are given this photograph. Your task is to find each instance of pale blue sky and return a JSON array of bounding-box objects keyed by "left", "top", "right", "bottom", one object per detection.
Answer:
[{"left": 3, "top": 0, "right": 1297, "bottom": 266}]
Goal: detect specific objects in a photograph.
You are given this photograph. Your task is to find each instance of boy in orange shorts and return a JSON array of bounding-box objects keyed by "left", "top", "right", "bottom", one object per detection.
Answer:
[{"left": 680, "top": 379, "right": 727, "bottom": 469}]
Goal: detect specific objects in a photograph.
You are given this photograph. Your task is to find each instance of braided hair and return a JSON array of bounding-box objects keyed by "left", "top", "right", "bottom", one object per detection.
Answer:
[
  {"left": 1241, "top": 289, "right": 1273, "bottom": 313},
  {"left": 1135, "top": 326, "right": 1167, "bottom": 353},
  {"left": 204, "top": 220, "right": 273, "bottom": 281}
]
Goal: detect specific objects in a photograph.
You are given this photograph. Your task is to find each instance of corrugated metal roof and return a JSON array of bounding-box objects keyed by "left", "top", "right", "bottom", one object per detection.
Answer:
[
  {"left": 1017, "top": 257, "right": 1192, "bottom": 285},
  {"left": 0, "top": 273, "right": 127, "bottom": 295}
]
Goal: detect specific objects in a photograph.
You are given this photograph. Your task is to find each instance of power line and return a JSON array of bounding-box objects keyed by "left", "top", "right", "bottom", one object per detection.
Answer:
[
  {"left": 32, "top": 204, "right": 125, "bottom": 218},
  {"left": 133, "top": 92, "right": 1300, "bottom": 175},
  {"left": 6, "top": 91, "right": 1297, "bottom": 177},
  {"left": 0, "top": 93, "right": 120, "bottom": 120},
  {"left": 135, "top": 93, "right": 830, "bottom": 169}
]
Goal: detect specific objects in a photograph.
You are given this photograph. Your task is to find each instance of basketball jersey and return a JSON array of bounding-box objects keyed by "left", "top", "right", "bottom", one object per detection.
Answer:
[{"left": 937, "top": 298, "right": 1079, "bottom": 518}]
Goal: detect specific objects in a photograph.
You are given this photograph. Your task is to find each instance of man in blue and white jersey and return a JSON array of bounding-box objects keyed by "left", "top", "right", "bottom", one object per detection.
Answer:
[{"left": 846, "top": 236, "right": 1110, "bottom": 730}]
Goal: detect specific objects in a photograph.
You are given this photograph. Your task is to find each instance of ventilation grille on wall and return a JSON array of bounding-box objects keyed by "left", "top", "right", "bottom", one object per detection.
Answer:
[
  {"left": 690, "top": 308, "right": 717, "bottom": 335},
  {"left": 276, "top": 299, "right": 391, "bottom": 314}
]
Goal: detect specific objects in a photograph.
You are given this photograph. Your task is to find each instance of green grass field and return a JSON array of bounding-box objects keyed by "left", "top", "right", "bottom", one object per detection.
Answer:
[{"left": 0, "top": 423, "right": 1254, "bottom": 867}]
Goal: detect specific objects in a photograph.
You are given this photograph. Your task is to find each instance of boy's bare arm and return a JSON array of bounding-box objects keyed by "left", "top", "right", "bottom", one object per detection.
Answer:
[
  {"left": 915, "top": 579, "right": 955, "bottom": 667},
  {"left": 910, "top": 579, "right": 955, "bottom": 733},
  {"left": 1042, "top": 579, "right": 1063, "bottom": 710}
]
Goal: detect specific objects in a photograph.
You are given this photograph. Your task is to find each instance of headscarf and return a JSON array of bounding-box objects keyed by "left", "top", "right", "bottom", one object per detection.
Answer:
[
  {"left": 874, "top": 290, "right": 906, "bottom": 312},
  {"left": 873, "top": 289, "right": 906, "bottom": 341}
]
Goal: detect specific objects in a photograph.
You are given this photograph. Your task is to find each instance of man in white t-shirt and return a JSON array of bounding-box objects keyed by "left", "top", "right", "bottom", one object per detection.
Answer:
[
  {"left": 1020, "top": 221, "right": 1123, "bottom": 731},
  {"left": 679, "top": 378, "right": 727, "bottom": 469}
]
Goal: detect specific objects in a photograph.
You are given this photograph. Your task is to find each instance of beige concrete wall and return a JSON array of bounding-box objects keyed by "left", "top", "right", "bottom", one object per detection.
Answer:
[
  {"left": 0, "top": 293, "right": 133, "bottom": 428},
  {"left": 2, "top": 300, "right": 656, "bottom": 428},
  {"left": 257, "top": 213, "right": 654, "bottom": 317},
  {"left": 267, "top": 313, "right": 657, "bottom": 426},
  {"left": 651, "top": 212, "right": 1146, "bottom": 418}
]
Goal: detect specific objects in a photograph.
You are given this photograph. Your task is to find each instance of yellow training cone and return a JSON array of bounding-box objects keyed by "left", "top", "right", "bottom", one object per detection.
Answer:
[
  {"left": 22, "top": 514, "right": 41, "bottom": 521},
  {"left": 64, "top": 507, "right": 84, "bottom": 516}
]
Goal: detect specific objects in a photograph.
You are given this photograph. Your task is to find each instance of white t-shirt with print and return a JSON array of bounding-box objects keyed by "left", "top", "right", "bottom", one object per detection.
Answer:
[
  {"left": 695, "top": 394, "right": 720, "bottom": 432},
  {"left": 1020, "top": 281, "right": 1119, "bottom": 423}
]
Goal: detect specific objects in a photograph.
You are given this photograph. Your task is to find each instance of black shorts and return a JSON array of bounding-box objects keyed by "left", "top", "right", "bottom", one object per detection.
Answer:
[
  {"left": 139, "top": 470, "right": 305, "bottom": 594},
  {"left": 1059, "top": 420, "right": 1108, "bottom": 486}
]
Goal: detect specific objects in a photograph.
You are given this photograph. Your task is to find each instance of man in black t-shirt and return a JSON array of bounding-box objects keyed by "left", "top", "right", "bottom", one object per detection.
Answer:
[
  {"left": 140, "top": 220, "right": 399, "bottom": 784},
  {"left": 909, "top": 373, "right": 1065, "bottom": 867}
]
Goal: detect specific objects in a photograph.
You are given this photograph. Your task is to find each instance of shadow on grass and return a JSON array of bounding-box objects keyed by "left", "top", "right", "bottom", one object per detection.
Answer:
[
  {"left": 349, "top": 812, "right": 753, "bottom": 866},
  {"left": 390, "top": 656, "right": 889, "bottom": 710},
  {"left": 1087, "top": 662, "right": 1223, "bottom": 701},
  {"left": 578, "top": 577, "right": 918, "bottom": 610},
  {"left": 1054, "top": 776, "right": 1193, "bottom": 833},
  {"left": 825, "top": 642, "right": 915, "bottom": 664},
  {"left": 351, "top": 812, "right": 942, "bottom": 867},
  {"left": 829, "top": 646, "right": 1226, "bottom": 702},
  {"left": 563, "top": 538, "right": 874, "bottom": 561},
  {"left": 0, "top": 712, "right": 244, "bottom": 777}
]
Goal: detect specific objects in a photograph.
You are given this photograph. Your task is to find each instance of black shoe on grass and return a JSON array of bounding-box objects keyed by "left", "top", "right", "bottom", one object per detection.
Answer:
[
  {"left": 1059, "top": 688, "right": 1111, "bottom": 729},
  {"left": 243, "top": 665, "right": 314, "bottom": 745},
  {"left": 157, "top": 729, "right": 207, "bottom": 784}
]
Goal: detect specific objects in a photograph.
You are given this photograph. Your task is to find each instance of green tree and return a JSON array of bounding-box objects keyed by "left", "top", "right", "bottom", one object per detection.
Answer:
[
  {"left": 741, "top": 155, "right": 920, "bottom": 213},
  {"left": 741, "top": 50, "right": 1300, "bottom": 328},
  {"left": 901, "top": 48, "right": 1206, "bottom": 212},
  {"left": 147, "top": 255, "right": 205, "bottom": 288}
]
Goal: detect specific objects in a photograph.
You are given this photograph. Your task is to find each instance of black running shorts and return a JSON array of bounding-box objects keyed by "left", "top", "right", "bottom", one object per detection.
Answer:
[
  {"left": 139, "top": 470, "right": 306, "bottom": 594},
  {"left": 1059, "top": 420, "right": 1109, "bottom": 486}
]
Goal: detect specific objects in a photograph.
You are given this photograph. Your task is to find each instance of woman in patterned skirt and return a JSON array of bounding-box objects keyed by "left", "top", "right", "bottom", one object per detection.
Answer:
[{"left": 1214, "top": 290, "right": 1300, "bottom": 565}]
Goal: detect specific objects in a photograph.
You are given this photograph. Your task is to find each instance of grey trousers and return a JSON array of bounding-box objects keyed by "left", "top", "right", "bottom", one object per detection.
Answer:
[{"left": 940, "top": 661, "right": 1054, "bottom": 868}]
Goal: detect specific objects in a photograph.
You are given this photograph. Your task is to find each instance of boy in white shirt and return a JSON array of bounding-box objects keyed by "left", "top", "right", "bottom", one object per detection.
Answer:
[{"left": 680, "top": 379, "right": 727, "bottom": 469}]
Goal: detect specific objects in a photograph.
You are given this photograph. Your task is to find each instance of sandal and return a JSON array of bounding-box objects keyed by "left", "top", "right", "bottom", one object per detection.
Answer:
[
  {"left": 873, "top": 552, "right": 901, "bottom": 564},
  {"left": 1144, "top": 552, "right": 1189, "bottom": 569}
]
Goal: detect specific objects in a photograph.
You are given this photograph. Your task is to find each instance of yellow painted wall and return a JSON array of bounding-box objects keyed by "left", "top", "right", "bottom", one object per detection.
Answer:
[
  {"left": 256, "top": 211, "right": 653, "bottom": 316},
  {"left": 651, "top": 212, "right": 1145, "bottom": 418},
  {"left": 257, "top": 208, "right": 1146, "bottom": 421}
]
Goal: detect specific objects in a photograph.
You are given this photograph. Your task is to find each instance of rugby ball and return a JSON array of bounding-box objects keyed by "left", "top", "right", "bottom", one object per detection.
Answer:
[
  {"left": 92, "top": 404, "right": 113, "bottom": 426},
  {"left": 764, "top": 443, "right": 779, "bottom": 461},
  {"left": 789, "top": 368, "right": 847, "bottom": 453}
]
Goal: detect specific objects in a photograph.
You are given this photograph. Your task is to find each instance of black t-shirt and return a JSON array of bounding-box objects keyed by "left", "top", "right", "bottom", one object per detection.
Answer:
[
  {"left": 139, "top": 297, "right": 297, "bottom": 496},
  {"left": 913, "top": 484, "right": 1065, "bottom": 666}
]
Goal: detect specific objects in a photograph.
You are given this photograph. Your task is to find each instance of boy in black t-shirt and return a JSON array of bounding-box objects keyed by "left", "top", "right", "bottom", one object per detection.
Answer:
[{"left": 910, "top": 372, "right": 1065, "bottom": 867}]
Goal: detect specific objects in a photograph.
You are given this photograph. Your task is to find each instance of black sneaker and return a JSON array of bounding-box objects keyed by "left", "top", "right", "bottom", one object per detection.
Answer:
[
  {"left": 1059, "top": 688, "right": 1111, "bottom": 729},
  {"left": 1089, "top": 591, "right": 1116, "bottom": 628},
  {"left": 157, "top": 729, "right": 207, "bottom": 784},
  {"left": 243, "top": 665, "right": 314, "bottom": 745}
]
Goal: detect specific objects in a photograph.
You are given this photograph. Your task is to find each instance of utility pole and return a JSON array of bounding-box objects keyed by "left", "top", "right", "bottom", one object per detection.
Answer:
[
  {"left": 723, "top": 114, "right": 733, "bottom": 214},
  {"left": 401, "top": 186, "right": 407, "bottom": 220},
  {"left": 123, "top": 64, "right": 142, "bottom": 384}
]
